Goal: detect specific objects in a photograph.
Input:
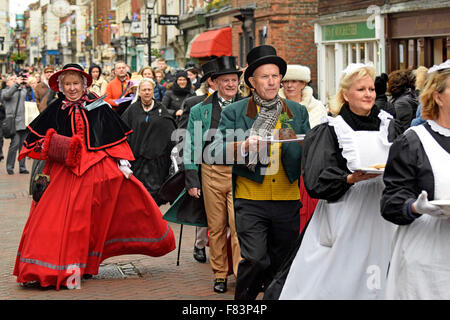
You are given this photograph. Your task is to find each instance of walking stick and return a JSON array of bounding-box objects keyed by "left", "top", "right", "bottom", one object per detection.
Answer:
[
  {"left": 177, "top": 224, "right": 183, "bottom": 266},
  {"left": 170, "top": 146, "right": 184, "bottom": 267}
]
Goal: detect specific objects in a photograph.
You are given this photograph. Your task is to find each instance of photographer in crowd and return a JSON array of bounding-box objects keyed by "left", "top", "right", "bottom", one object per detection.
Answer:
[{"left": 1, "top": 72, "right": 32, "bottom": 175}]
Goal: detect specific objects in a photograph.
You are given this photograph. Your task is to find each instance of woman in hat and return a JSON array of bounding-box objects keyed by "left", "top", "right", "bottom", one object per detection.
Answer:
[
  {"left": 13, "top": 64, "right": 175, "bottom": 290},
  {"left": 381, "top": 60, "right": 450, "bottom": 299},
  {"left": 274, "top": 63, "right": 402, "bottom": 300},
  {"left": 279, "top": 65, "right": 327, "bottom": 128},
  {"left": 121, "top": 78, "right": 176, "bottom": 206}
]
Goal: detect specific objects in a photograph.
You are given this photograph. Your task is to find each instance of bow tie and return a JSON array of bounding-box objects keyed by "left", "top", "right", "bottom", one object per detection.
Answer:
[{"left": 61, "top": 91, "right": 96, "bottom": 111}]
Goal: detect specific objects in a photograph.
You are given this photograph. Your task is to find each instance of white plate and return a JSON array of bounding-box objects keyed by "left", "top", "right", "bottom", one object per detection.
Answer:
[
  {"left": 262, "top": 134, "right": 305, "bottom": 143},
  {"left": 429, "top": 200, "right": 450, "bottom": 215},
  {"left": 355, "top": 167, "right": 385, "bottom": 175}
]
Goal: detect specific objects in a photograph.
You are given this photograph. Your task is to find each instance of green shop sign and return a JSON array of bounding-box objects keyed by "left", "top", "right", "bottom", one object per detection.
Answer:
[{"left": 322, "top": 22, "right": 375, "bottom": 41}]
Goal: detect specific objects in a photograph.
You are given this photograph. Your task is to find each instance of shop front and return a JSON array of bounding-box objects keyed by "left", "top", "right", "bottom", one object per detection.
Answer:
[
  {"left": 315, "top": 15, "right": 385, "bottom": 104},
  {"left": 387, "top": 7, "right": 450, "bottom": 72}
]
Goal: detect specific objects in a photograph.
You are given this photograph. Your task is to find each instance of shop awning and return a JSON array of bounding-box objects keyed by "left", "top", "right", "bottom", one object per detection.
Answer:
[{"left": 189, "top": 27, "right": 232, "bottom": 58}]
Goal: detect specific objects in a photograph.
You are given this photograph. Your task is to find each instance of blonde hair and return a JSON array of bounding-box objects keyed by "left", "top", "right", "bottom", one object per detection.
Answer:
[
  {"left": 420, "top": 68, "right": 450, "bottom": 120},
  {"left": 329, "top": 66, "right": 376, "bottom": 115},
  {"left": 414, "top": 66, "right": 429, "bottom": 92}
]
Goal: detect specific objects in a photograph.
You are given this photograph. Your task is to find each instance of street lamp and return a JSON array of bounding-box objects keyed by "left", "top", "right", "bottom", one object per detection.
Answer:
[
  {"left": 122, "top": 15, "right": 132, "bottom": 64},
  {"left": 146, "top": 0, "right": 156, "bottom": 66},
  {"left": 14, "top": 25, "right": 23, "bottom": 70}
]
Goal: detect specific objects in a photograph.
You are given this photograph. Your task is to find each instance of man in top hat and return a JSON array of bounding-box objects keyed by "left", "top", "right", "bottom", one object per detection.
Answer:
[
  {"left": 171, "top": 59, "right": 218, "bottom": 264},
  {"left": 34, "top": 66, "right": 57, "bottom": 113},
  {"left": 184, "top": 55, "right": 244, "bottom": 293},
  {"left": 212, "top": 45, "right": 310, "bottom": 300}
]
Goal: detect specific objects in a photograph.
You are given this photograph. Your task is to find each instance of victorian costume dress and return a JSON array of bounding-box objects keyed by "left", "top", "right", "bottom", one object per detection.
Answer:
[
  {"left": 277, "top": 105, "right": 401, "bottom": 299},
  {"left": 13, "top": 65, "right": 175, "bottom": 290}
]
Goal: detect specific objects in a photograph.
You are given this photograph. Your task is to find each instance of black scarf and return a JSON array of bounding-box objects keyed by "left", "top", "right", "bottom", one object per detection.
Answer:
[{"left": 339, "top": 103, "right": 381, "bottom": 131}]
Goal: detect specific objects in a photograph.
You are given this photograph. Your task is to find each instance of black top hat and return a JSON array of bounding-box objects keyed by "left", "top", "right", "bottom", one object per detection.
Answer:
[
  {"left": 211, "top": 56, "right": 243, "bottom": 80},
  {"left": 199, "top": 59, "right": 219, "bottom": 83},
  {"left": 244, "top": 45, "right": 287, "bottom": 88}
]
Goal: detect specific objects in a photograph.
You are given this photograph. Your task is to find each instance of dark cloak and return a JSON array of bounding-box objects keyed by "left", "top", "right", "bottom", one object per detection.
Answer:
[
  {"left": 121, "top": 98, "right": 176, "bottom": 205},
  {"left": 23, "top": 92, "right": 132, "bottom": 153}
]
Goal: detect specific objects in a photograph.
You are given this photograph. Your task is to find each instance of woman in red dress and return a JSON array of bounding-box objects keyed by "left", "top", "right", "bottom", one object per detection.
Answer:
[{"left": 13, "top": 64, "right": 175, "bottom": 290}]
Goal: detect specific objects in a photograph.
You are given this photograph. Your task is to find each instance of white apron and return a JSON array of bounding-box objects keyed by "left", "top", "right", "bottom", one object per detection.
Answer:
[
  {"left": 280, "top": 111, "right": 397, "bottom": 300},
  {"left": 385, "top": 122, "right": 450, "bottom": 300}
]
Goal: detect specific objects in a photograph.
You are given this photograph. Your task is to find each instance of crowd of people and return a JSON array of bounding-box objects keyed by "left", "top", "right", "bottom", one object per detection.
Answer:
[{"left": 1, "top": 45, "right": 450, "bottom": 299}]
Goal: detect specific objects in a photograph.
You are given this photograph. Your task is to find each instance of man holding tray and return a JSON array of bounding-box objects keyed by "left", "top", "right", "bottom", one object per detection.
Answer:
[{"left": 212, "top": 45, "right": 310, "bottom": 300}]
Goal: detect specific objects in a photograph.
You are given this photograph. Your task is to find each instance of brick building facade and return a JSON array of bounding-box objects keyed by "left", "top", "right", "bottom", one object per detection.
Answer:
[{"left": 231, "top": 0, "right": 318, "bottom": 87}]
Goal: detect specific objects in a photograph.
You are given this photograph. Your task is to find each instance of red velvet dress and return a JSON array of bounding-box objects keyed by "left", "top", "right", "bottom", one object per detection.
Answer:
[
  {"left": 13, "top": 102, "right": 175, "bottom": 290},
  {"left": 299, "top": 165, "right": 319, "bottom": 233}
]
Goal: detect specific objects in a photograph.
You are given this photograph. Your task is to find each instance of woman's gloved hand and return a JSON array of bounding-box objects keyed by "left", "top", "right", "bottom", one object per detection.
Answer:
[
  {"left": 118, "top": 159, "right": 133, "bottom": 179},
  {"left": 412, "top": 190, "right": 447, "bottom": 218}
]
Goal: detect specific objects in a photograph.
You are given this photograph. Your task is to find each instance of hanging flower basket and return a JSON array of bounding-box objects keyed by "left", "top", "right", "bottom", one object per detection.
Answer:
[{"left": 11, "top": 52, "right": 27, "bottom": 64}]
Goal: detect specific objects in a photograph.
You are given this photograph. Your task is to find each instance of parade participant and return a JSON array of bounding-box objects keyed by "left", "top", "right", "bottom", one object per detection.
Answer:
[
  {"left": 173, "top": 59, "right": 219, "bottom": 263},
  {"left": 381, "top": 60, "right": 450, "bottom": 299},
  {"left": 274, "top": 63, "right": 401, "bottom": 300},
  {"left": 212, "top": 45, "right": 310, "bottom": 300},
  {"left": 13, "top": 64, "right": 175, "bottom": 290},
  {"left": 104, "top": 61, "right": 130, "bottom": 111},
  {"left": 187, "top": 56, "right": 243, "bottom": 293},
  {"left": 88, "top": 65, "right": 108, "bottom": 97},
  {"left": 121, "top": 78, "right": 176, "bottom": 206},
  {"left": 161, "top": 70, "right": 194, "bottom": 120},
  {"left": 279, "top": 64, "right": 327, "bottom": 128}
]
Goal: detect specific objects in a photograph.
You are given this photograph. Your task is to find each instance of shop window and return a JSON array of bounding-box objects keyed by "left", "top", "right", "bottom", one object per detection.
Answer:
[
  {"left": 360, "top": 43, "right": 365, "bottom": 62},
  {"left": 351, "top": 43, "right": 357, "bottom": 63},
  {"left": 325, "top": 45, "right": 336, "bottom": 103}
]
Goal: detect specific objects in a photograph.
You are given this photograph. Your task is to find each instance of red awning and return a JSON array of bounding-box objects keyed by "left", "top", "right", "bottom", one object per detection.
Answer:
[{"left": 189, "top": 27, "right": 232, "bottom": 58}]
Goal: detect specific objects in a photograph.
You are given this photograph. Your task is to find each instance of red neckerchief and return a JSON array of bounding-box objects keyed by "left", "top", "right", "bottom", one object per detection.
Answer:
[{"left": 61, "top": 90, "right": 97, "bottom": 111}]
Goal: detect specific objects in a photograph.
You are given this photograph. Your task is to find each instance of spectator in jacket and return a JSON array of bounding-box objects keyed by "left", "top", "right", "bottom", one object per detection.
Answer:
[
  {"left": 2, "top": 74, "right": 29, "bottom": 174},
  {"left": 411, "top": 66, "right": 429, "bottom": 127},
  {"left": 88, "top": 65, "right": 108, "bottom": 97},
  {"left": 374, "top": 73, "right": 396, "bottom": 116},
  {"left": 388, "top": 69, "right": 419, "bottom": 133},
  {"left": 156, "top": 58, "right": 176, "bottom": 83},
  {"left": 34, "top": 66, "right": 56, "bottom": 113},
  {"left": 105, "top": 61, "right": 130, "bottom": 111},
  {"left": 161, "top": 71, "right": 194, "bottom": 120}
]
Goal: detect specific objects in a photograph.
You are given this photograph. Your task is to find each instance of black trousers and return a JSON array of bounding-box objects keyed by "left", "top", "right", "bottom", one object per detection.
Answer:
[{"left": 234, "top": 198, "right": 301, "bottom": 300}]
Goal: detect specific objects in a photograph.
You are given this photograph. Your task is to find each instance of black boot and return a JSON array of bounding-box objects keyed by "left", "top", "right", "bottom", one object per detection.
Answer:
[{"left": 193, "top": 246, "right": 206, "bottom": 263}]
